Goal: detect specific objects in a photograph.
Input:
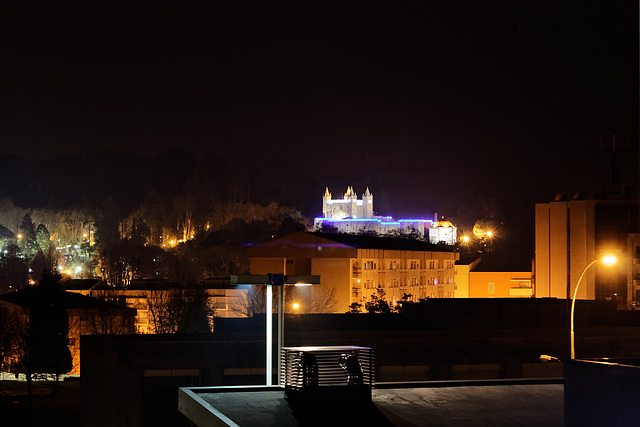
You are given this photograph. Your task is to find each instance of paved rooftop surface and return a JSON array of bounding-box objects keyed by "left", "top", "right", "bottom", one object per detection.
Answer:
[{"left": 180, "top": 381, "right": 564, "bottom": 426}]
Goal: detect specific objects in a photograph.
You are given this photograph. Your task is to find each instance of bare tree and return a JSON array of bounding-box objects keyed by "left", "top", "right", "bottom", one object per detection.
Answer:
[
  {"left": 82, "top": 289, "right": 134, "bottom": 335},
  {"left": 145, "top": 285, "right": 214, "bottom": 333},
  {"left": 0, "top": 302, "right": 21, "bottom": 384},
  {"left": 286, "top": 285, "right": 338, "bottom": 314},
  {"left": 229, "top": 284, "right": 338, "bottom": 317},
  {"left": 173, "top": 195, "right": 197, "bottom": 243},
  {"left": 228, "top": 285, "right": 268, "bottom": 318},
  {"left": 306, "top": 286, "right": 338, "bottom": 313}
]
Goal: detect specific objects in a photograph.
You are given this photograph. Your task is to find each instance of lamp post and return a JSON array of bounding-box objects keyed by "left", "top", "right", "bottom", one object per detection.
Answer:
[
  {"left": 570, "top": 254, "right": 617, "bottom": 359},
  {"left": 230, "top": 274, "right": 320, "bottom": 385}
]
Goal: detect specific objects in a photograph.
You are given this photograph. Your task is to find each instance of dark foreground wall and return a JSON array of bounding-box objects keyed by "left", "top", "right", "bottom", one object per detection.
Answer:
[
  {"left": 81, "top": 300, "right": 640, "bottom": 426},
  {"left": 565, "top": 359, "right": 640, "bottom": 427}
]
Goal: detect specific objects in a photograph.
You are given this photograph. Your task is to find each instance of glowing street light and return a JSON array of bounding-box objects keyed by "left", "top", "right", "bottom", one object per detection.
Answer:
[
  {"left": 539, "top": 354, "right": 563, "bottom": 365},
  {"left": 292, "top": 302, "right": 300, "bottom": 311},
  {"left": 570, "top": 254, "right": 618, "bottom": 359},
  {"left": 230, "top": 274, "right": 320, "bottom": 386}
]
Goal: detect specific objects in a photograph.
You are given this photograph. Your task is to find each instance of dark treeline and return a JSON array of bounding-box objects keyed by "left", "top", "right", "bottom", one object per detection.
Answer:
[
  {"left": 0, "top": 149, "right": 314, "bottom": 288},
  {"left": 0, "top": 148, "right": 318, "bottom": 215}
]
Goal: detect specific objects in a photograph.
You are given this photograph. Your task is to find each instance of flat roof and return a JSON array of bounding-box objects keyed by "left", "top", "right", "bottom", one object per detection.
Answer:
[{"left": 179, "top": 380, "right": 564, "bottom": 426}]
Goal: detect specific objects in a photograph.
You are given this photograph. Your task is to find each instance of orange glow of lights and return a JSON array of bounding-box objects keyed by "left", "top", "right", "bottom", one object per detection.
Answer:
[{"left": 292, "top": 302, "right": 300, "bottom": 310}]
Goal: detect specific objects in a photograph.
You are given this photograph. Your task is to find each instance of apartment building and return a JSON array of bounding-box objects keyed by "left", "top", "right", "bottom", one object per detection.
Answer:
[{"left": 245, "top": 231, "right": 459, "bottom": 311}]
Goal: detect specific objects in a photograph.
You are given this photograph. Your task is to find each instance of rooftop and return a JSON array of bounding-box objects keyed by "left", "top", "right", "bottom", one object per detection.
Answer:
[{"left": 179, "top": 380, "right": 564, "bottom": 426}]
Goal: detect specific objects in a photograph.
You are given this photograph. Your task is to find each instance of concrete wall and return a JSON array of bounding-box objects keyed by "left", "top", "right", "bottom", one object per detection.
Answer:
[{"left": 565, "top": 358, "right": 640, "bottom": 427}]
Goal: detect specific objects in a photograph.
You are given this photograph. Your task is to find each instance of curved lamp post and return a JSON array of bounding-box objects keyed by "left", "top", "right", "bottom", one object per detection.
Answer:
[{"left": 570, "top": 254, "right": 617, "bottom": 359}]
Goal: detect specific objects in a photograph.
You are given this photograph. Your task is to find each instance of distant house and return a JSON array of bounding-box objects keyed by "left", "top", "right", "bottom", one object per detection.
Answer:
[
  {"left": 455, "top": 257, "right": 533, "bottom": 298},
  {"left": 63, "top": 278, "right": 245, "bottom": 334},
  {"left": 0, "top": 223, "right": 15, "bottom": 242},
  {"left": 0, "top": 287, "right": 136, "bottom": 374}
]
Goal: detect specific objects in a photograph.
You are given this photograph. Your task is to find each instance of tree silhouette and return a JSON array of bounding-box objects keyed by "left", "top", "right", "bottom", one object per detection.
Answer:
[
  {"left": 145, "top": 284, "right": 214, "bottom": 333},
  {"left": 19, "top": 213, "right": 37, "bottom": 258},
  {"left": 4, "top": 272, "right": 73, "bottom": 407},
  {"left": 364, "top": 287, "right": 393, "bottom": 314},
  {"left": 0, "top": 243, "right": 28, "bottom": 292}
]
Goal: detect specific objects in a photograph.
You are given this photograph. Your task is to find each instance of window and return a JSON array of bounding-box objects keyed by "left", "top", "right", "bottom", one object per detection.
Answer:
[
  {"left": 352, "top": 287, "right": 362, "bottom": 298},
  {"left": 364, "top": 261, "right": 377, "bottom": 270},
  {"left": 446, "top": 261, "right": 454, "bottom": 269},
  {"left": 410, "top": 260, "right": 418, "bottom": 269},
  {"left": 429, "top": 260, "right": 437, "bottom": 269},
  {"left": 488, "top": 283, "right": 495, "bottom": 294},
  {"left": 389, "top": 261, "right": 397, "bottom": 270}
]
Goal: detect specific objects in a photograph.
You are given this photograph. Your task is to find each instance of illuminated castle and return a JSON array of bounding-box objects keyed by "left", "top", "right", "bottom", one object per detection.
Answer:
[
  {"left": 314, "top": 186, "right": 457, "bottom": 244},
  {"left": 322, "top": 186, "right": 374, "bottom": 220}
]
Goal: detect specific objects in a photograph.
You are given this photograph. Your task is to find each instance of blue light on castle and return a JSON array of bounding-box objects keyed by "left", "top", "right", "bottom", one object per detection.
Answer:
[{"left": 313, "top": 187, "right": 457, "bottom": 244}]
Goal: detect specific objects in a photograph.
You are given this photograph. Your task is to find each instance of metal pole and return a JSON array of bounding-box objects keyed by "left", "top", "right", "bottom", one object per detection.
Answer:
[
  {"left": 570, "top": 259, "right": 600, "bottom": 359},
  {"left": 277, "top": 285, "right": 284, "bottom": 385},
  {"left": 266, "top": 284, "right": 273, "bottom": 385}
]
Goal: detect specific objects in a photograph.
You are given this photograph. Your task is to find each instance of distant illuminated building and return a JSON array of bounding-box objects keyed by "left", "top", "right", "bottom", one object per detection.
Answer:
[
  {"left": 246, "top": 231, "right": 459, "bottom": 311},
  {"left": 429, "top": 220, "right": 457, "bottom": 245},
  {"left": 322, "top": 186, "right": 374, "bottom": 220},
  {"left": 535, "top": 193, "right": 638, "bottom": 306},
  {"left": 313, "top": 186, "right": 457, "bottom": 244}
]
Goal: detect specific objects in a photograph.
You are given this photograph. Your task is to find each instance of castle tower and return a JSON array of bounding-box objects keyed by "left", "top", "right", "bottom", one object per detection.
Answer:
[
  {"left": 363, "top": 187, "right": 373, "bottom": 218},
  {"left": 346, "top": 186, "right": 358, "bottom": 218},
  {"left": 322, "top": 187, "right": 332, "bottom": 218}
]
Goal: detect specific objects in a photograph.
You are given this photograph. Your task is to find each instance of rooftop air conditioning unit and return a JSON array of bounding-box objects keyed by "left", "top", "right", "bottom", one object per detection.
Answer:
[{"left": 281, "top": 346, "right": 374, "bottom": 403}]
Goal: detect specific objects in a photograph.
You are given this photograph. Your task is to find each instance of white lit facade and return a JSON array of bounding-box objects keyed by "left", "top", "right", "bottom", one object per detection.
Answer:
[{"left": 314, "top": 186, "right": 457, "bottom": 245}]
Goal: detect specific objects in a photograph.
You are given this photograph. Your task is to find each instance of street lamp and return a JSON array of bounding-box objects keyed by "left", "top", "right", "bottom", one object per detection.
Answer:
[
  {"left": 570, "top": 254, "right": 618, "bottom": 359},
  {"left": 230, "top": 274, "right": 320, "bottom": 386},
  {"left": 539, "top": 354, "right": 563, "bottom": 365}
]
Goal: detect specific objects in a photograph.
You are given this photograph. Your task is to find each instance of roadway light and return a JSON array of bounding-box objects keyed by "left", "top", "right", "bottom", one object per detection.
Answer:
[
  {"left": 292, "top": 302, "right": 300, "bottom": 310},
  {"left": 539, "top": 354, "right": 563, "bottom": 365},
  {"left": 570, "top": 254, "right": 618, "bottom": 359}
]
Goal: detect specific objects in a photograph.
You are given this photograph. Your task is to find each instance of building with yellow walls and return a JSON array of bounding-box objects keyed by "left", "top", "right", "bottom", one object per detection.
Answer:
[
  {"left": 467, "top": 271, "right": 533, "bottom": 298},
  {"left": 455, "top": 258, "right": 533, "bottom": 298},
  {"left": 245, "top": 231, "right": 459, "bottom": 312},
  {"left": 534, "top": 195, "right": 636, "bottom": 305}
]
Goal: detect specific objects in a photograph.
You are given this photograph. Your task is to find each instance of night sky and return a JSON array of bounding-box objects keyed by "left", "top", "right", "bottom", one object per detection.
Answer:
[{"left": 1, "top": 1, "right": 638, "bottom": 264}]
